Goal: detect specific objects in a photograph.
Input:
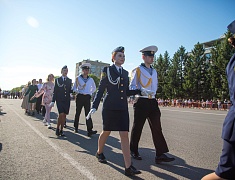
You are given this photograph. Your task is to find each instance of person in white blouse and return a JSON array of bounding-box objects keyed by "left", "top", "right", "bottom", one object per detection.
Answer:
[{"left": 73, "top": 63, "right": 97, "bottom": 137}]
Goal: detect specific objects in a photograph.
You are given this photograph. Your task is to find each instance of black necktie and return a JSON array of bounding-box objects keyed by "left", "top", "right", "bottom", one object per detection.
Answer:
[{"left": 119, "top": 68, "right": 122, "bottom": 76}]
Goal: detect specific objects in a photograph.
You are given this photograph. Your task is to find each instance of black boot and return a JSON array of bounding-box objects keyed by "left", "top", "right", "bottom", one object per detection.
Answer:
[
  {"left": 87, "top": 130, "right": 97, "bottom": 137},
  {"left": 125, "top": 165, "right": 141, "bottom": 176},
  {"left": 55, "top": 129, "right": 60, "bottom": 136}
]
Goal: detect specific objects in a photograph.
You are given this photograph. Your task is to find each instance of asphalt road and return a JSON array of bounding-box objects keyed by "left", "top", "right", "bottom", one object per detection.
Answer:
[{"left": 0, "top": 99, "right": 227, "bottom": 180}]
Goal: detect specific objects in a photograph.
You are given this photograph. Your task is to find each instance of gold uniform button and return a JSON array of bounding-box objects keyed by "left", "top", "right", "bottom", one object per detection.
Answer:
[
  {"left": 121, "top": 84, "right": 123, "bottom": 86},
  {"left": 121, "top": 78, "right": 123, "bottom": 80},
  {"left": 121, "top": 97, "right": 123, "bottom": 99},
  {"left": 65, "top": 92, "right": 66, "bottom": 93},
  {"left": 65, "top": 95, "right": 66, "bottom": 97},
  {"left": 121, "top": 90, "right": 123, "bottom": 92},
  {"left": 65, "top": 89, "right": 67, "bottom": 90}
]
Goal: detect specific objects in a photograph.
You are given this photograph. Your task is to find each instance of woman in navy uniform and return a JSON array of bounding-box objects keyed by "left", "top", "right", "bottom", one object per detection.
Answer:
[
  {"left": 88, "top": 46, "right": 142, "bottom": 176},
  {"left": 202, "top": 21, "right": 235, "bottom": 180},
  {"left": 50, "top": 65, "right": 72, "bottom": 136}
]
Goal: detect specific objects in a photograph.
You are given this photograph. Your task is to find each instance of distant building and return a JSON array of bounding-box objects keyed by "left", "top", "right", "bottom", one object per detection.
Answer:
[
  {"left": 75, "top": 59, "right": 110, "bottom": 78},
  {"left": 201, "top": 35, "right": 225, "bottom": 60}
]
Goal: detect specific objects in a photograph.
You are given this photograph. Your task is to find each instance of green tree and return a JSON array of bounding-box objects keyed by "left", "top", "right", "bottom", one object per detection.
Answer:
[
  {"left": 190, "top": 42, "right": 207, "bottom": 100},
  {"left": 210, "top": 31, "right": 235, "bottom": 100},
  {"left": 89, "top": 74, "right": 100, "bottom": 88},
  {"left": 167, "top": 46, "right": 187, "bottom": 99},
  {"left": 153, "top": 51, "right": 171, "bottom": 99}
]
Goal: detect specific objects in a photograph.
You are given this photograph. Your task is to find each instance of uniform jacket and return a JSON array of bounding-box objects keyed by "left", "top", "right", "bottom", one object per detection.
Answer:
[
  {"left": 222, "top": 53, "right": 235, "bottom": 142},
  {"left": 129, "top": 64, "right": 158, "bottom": 95},
  {"left": 52, "top": 76, "right": 72, "bottom": 103},
  {"left": 72, "top": 75, "right": 96, "bottom": 95},
  {"left": 92, "top": 64, "right": 140, "bottom": 110}
]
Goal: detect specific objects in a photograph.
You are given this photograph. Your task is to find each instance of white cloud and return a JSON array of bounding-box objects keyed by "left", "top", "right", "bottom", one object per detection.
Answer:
[{"left": 26, "top": 16, "right": 39, "bottom": 28}]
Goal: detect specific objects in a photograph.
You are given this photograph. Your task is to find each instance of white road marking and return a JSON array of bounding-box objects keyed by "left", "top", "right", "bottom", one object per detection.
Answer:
[
  {"left": 9, "top": 106, "right": 97, "bottom": 180},
  {"left": 161, "top": 108, "right": 227, "bottom": 116}
]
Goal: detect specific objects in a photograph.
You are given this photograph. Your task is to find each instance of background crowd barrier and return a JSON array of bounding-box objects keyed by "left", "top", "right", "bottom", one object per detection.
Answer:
[{"left": 158, "top": 101, "right": 231, "bottom": 111}]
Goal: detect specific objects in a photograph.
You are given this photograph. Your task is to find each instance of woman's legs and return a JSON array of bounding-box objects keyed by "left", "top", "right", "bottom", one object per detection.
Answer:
[
  {"left": 45, "top": 104, "right": 52, "bottom": 123},
  {"left": 97, "top": 131, "right": 111, "bottom": 154},
  {"left": 119, "top": 131, "right": 131, "bottom": 168}
]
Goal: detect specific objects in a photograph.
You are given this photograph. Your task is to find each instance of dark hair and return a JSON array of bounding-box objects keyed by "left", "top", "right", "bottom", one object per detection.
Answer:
[{"left": 32, "top": 79, "right": 36, "bottom": 84}]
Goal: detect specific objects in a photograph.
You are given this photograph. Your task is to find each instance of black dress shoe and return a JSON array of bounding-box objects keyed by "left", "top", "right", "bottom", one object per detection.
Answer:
[
  {"left": 125, "top": 165, "right": 141, "bottom": 176},
  {"left": 155, "top": 154, "right": 175, "bottom": 164},
  {"left": 95, "top": 152, "right": 107, "bottom": 163},
  {"left": 131, "top": 151, "right": 142, "bottom": 160},
  {"left": 87, "top": 130, "right": 97, "bottom": 137},
  {"left": 55, "top": 129, "right": 60, "bottom": 136},
  {"left": 74, "top": 129, "right": 78, "bottom": 133},
  {"left": 60, "top": 130, "right": 65, "bottom": 136}
]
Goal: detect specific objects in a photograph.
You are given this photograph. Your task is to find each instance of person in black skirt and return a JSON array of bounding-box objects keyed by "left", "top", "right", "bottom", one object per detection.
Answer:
[
  {"left": 50, "top": 65, "right": 72, "bottom": 136},
  {"left": 88, "top": 46, "right": 142, "bottom": 176}
]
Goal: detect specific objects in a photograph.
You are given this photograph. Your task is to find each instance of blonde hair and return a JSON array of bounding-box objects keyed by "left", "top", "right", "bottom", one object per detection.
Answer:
[{"left": 47, "top": 74, "right": 54, "bottom": 81}]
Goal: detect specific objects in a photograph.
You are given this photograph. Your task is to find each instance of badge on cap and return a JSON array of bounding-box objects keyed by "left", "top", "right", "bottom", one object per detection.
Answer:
[{"left": 112, "top": 46, "right": 125, "bottom": 54}]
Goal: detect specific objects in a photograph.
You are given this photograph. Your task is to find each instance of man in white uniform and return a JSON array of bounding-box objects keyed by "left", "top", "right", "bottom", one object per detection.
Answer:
[
  {"left": 73, "top": 63, "right": 97, "bottom": 137},
  {"left": 129, "top": 45, "right": 175, "bottom": 164}
]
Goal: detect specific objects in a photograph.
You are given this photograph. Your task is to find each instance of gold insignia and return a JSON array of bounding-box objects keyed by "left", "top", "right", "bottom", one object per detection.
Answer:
[
  {"left": 151, "top": 51, "right": 154, "bottom": 54},
  {"left": 101, "top": 72, "right": 107, "bottom": 79}
]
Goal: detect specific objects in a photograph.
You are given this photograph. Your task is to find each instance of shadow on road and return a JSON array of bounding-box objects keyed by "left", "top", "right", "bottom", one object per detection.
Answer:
[
  {"left": 134, "top": 147, "right": 214, "bottom": 180},
  {"left": 0, "top": 106, "right": 7, "bottom": 116},
  {"left": 0, "top": 143, "right": 2, "bottom": 152}
]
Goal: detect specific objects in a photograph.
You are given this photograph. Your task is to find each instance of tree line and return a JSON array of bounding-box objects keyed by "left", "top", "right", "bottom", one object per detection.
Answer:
[{"left": 153, "top": 31, "right": 235, "bottom": 101}]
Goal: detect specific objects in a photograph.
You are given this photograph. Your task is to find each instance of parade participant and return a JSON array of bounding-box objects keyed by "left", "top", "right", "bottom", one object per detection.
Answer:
[
  {"left": 73, "top": 63, "right": 97, "bottom": 136},
  {"left": 33, "top": 74, "right": 55, "bottom": 129},
  {"left": 87, "top": 46, "right": 142, "bottom": 176},
  {"left": 202, "top": 20, "right": 235, "bottom": 180},
  {"left": 129, "top": 45, "right": 175, "bottom": 163},
  {"left": 21, "top": 81, "right": 31, "bottom": 114},
  {"left": 50, "top": 66, "right": 72, "bottom": 136},
  {"left": 36, "top": 79, "right": 43, "bottom": 114},
  {"left": 24, "top": 79, "right": 38, "bottom": 116}
]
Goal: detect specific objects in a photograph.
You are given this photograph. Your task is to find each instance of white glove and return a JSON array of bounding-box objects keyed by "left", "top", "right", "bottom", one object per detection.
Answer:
[
  {"left": 141, "top": 88, "right": 154, "bottom": 96},
  {"left": 49, "top": 102, "right": 54, "bottom": 108},
  {"left": 86, "top": 108, "right": 96, "bottom": 120},
  {"left": 74, "top": 89, "right": 79, "bottom": 94}
]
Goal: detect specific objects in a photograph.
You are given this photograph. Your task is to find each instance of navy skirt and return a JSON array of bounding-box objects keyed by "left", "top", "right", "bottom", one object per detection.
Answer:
[
  {"left": 102, "top": 109, "right": 129, "bottom": 131},
  {"left": 56, "top": 101, "right": 70, "bottom": 115},
  {"left": 215, "top": 140, "right": 235, "bottom": 179}
]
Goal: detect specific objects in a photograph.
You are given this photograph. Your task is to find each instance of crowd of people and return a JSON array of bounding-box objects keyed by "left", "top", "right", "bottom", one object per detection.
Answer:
[
  {"left": 157, "top": 98, "right": 232, "bottom": 110},
  {"left": 1, "top": 23, "right": 235, "bottom": 178}
]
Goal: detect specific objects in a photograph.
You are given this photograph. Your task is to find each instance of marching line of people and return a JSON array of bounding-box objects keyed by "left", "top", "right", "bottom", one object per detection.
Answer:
[{"left": 17, "top": 19, "right": 235, "bottom": 179}]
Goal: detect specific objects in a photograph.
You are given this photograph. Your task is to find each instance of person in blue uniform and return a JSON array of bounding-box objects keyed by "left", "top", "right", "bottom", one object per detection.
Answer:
[
  {"left": 129, "top": 45, "right": 175, "bottom": 164},
  {"left": 87, "top": 46, "right": 142, "bottom": 176},
  {"left": 50, "top": 65, "right": 72, "bottom": 136},
  {"left": 73, "top": 63, "right": 97, "bottom": 136},
  {"left": 202, "top": 20, "right": 235, "bottom": 180}
]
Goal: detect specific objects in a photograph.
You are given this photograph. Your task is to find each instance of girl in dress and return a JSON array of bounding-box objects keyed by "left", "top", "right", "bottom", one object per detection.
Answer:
[{"left": 34, "top": 74, "right": 55, "bottom": 128}]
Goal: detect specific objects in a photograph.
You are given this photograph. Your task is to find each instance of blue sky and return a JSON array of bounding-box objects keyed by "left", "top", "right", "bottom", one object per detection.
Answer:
[{"left": 0, "top": 0, "right": 234, "bottom": 90}]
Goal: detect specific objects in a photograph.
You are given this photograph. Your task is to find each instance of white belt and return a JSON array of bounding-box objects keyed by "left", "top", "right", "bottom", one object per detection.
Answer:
[{"left": 138, "top": 95, "right": 155, "bottom": 99}]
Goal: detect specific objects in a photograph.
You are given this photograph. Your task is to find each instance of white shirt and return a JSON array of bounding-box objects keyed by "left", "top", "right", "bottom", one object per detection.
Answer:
[
  {"left": 114, "top": 64, "right": 122, "bottom": 74},
  {"left": 73, "top": 75, "right": 96, "bottom": 95},
  {"left": 37, "top": 83, "right": 43, "bottom": 90},
  {"left": 129, "top": 65, "right": 158, "bottom": 95}
]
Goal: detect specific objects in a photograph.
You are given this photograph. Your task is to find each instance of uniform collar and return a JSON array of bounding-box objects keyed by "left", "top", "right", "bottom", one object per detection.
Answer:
[{"left": 141, "top": 63, "right": 152, "bottom": 69}]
